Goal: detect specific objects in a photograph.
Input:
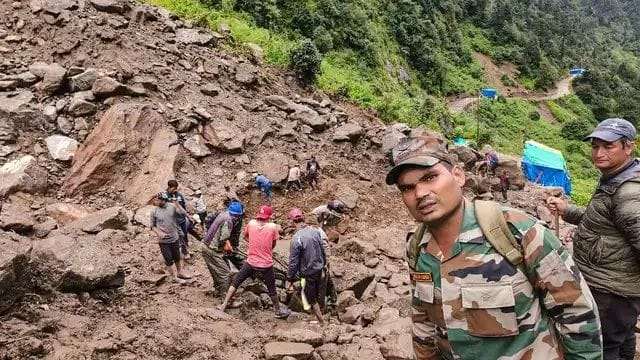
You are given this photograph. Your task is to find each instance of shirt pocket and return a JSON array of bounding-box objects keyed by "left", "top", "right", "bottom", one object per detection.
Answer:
[{"left": 461, "top": 283, "right": 519, "bottom": 337}]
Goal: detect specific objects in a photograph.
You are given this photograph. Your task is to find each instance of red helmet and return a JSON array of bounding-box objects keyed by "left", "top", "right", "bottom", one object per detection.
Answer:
[
  {"left": 287, "top": 208, "right": 304, "bottom": 221},
  {"left": 256, "top": 205, "right": 273, "bottom": 220}
]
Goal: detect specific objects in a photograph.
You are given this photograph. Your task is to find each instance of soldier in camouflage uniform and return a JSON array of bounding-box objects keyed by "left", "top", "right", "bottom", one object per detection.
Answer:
[{"left": 386, "top": 135, "right": 602, "bottom": 360}]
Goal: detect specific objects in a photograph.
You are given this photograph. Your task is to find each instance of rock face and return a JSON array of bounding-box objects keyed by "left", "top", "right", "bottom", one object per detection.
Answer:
[
  {"left": 45, "top": 135, "right": 79, "bottom": 161},
  {"left": 263, "top": 342, "right": 313, "bottom": 360},
  {"left": 32, "top": 234, "right": 125, "bottom": 292},
  {"left": 203, "top": 122, "right": 244, "bottom": 153},
  {"left": 63, "top": 104, "right": 178, "bottom": 205},
  {"left": 0, "top": 155, "right": 47, "bottom": 196},
  {"left": 67, "top": 206, "right": 129, "bottom": 233}
]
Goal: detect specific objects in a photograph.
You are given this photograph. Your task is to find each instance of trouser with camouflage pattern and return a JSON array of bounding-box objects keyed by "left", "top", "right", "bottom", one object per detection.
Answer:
[{"left": 201, "top": 247, "right": 230, "bottom": 296}]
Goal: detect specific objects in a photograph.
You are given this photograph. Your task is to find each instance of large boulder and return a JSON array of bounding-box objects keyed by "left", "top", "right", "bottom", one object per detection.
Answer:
[
  {"left": 46, "top": 203, "right": 91, "bottom": 225},
  {"left": 366, "top": 226, "right": 408, "bottom": 260},
  {"left": 29, "top": 62, "right": 66, "bottom": 95},
  {"left": 0, "top": 155, "right": 47, "bottom": 197},
  {"left": 450, "top": 145, "right": 479, "bottom": 169},
  {"left": 203, "top": 122, "right": 244, "bottom": 153},
  {"left": 63, "top": 104, "right": 178, "bottom": 206},
  {"left": 332, "top": 260, "right": 375, "bottom": 299},
  {"left": 381, "top": 125, "right": 410, "bottom": 154},
  {"left": 67, "top": 206, "right": 129, "bottom": 234},
  {"left": 254, "top": 152, "right": 290, "bottom": 183},
  {"left": 333, "top": 122, "right": 364, "bottom": 142},
  {"left": 334, "top": 239, "right": 377, "bottom": 263},
  {"left": 45, "top": 135, "right": 79, "bottom": 161},
  {"left": 133, "top": 205, "right": 155, "bottom": 228},
  {"left": 288, "top": 106, "right": 327, "bottom": 131},
  {"left": 32, "top": 234, "right": 125, "bottom": 292}
]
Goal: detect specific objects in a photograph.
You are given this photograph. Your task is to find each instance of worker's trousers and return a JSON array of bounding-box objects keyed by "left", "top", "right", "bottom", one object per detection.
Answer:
[{"left": 201, "top": 247, "right": 230, "bottom": 296}]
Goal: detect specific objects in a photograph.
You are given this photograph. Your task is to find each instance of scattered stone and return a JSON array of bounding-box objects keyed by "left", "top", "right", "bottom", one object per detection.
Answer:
[
  {"left": 30, "top": 62, "right": 67, "bottom": 95},
  {"left": 130, "top": 75, "right": 158, "bottom": 91},
  {"left": 387, "top": 273, "right": 407, "bottom": 288},
  {"left": 0, "top": 156, "right": 47, "bottom": 196},
  {"left": 193, "top": 107, "right": 212, "bottom": 121},
  {"left": 274, "top": 326, "right": 323, "bottom": 346},
  {"left": 380, "top": 333, "right": 413, "bottom": 360},
  {"left": 45, "top": 135, "right": 79, "bottom": 161},
  {"left": 336, "top": 290, "right": 359, "bottom": 313},
  {"left": 92, "top": 77, "right": 125, "bottom": 98},
  {"left": 337, "top": 187, "right": 358, "bottom": 209},
  {"left": 0, "top": 80, "right": 16, "bottom": 91},
  {"left": 374, "top": 283, "right": 399, "bottom": 304},
  {"left": 0, "top": 91, "right": 34, "bottom": 113},
  {"left": 263, "top": 342, "right": 313, "bottom": 360},
  {"left": 289, "top": 107, "right": 327, "bottom": 131},
  {"left": 43, "top": 105, "right": 57, "bottom": 120},
  {"left": 89, "top": 0, "right": 129, "bottom": 14},
  {"left": 333, "top": 122, "right": 364, "bottom": 142},
  {"left": 67, "top": 206, "right": 129, "bottom": 233},
  {"left": 235, "top": 63, "right": 258, "bottom": 85},
  {"left": 175, "top": 28, "right": 214, "bottom": 46},
  {"left": 0, "top": 200, "right": 36, "bottom": 234},
  {"left": 183, "top": 134, "right": 211, "bottom": 158},
  {"left": 57, "top": 116, "right": 74, "bottom": 134},
  {"left": 69, "top": 68, "right": 98, "bottom": 92},
  {"left": 200, "top": 83, "right": 221, "bottom": 96},
  {"left": 340, "top": 303, "right": 366, "bottom": 325},
  {"left": 68, "top": 96, "right": 97, "bottom": 116},
  {"left": 364, "top": 257, "right": 379, "bottom": 268}
]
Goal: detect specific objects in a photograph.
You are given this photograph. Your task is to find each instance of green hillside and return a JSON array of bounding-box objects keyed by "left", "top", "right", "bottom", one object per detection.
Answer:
[{"left": 144, "top": 0, "right": 640, "bottom": 204}]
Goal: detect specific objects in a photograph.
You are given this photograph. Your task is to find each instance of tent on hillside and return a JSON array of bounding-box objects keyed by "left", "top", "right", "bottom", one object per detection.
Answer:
[{"left": 521, "top": 140, "right": 572, "bottom": 195}]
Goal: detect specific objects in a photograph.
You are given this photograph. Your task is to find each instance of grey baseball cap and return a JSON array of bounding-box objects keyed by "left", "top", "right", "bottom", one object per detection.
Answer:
[{"left": 585, "top": 118, "right": 637, "bottom": 142}]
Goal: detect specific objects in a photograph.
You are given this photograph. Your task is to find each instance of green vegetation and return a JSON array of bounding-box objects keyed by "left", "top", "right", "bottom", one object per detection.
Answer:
[{"left": 144, "top": 0, "right": 634, "bottom": 205}]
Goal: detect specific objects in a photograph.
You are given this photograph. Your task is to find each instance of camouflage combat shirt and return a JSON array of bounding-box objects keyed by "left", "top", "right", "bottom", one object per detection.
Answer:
[{"left": 408, "top": 201, "right": 602, "bottom": 360}]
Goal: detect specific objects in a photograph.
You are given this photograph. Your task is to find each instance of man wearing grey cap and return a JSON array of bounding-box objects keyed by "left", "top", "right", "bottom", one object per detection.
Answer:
[
  {"left": 388, "top": 135, "right": 600, "bottom": 360},
  {"left": 548, "top": 117, "right": 640, "bottom": 360}
]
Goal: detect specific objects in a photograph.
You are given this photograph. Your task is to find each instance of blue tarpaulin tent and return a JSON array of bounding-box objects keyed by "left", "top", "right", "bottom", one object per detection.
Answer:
[
  {"left": 480, "top": 87, "right": 498, "bottom": 99},
  {"left": 570, "top": 68, "right": 586, "bottom": 77},
  {"left": 521, "top": 140, "right": 572, "bottom": 194}
]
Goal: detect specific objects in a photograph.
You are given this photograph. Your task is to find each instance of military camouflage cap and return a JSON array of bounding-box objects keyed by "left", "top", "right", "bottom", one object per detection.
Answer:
[{"left": 385, "top": 135, "right": 455, "bottom": 185}]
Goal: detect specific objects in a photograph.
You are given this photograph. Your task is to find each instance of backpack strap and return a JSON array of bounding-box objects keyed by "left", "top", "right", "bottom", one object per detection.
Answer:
[
  {"left": 407, "top": 223, "right": 428, "bottom": 270},
  {"left": 474, "top": 200, "right": 524, "bottom": 266}
]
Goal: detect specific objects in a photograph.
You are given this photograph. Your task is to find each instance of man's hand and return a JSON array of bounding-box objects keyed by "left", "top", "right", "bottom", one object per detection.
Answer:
[
  {"left": 546, "top": 196, "right": 568, "bottom": 217},
  {"left": 223, "top": 240, "right": 233, "bottom": 253}
]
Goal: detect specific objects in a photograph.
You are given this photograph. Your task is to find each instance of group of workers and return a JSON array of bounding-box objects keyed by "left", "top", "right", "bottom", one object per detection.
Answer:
[{"left": 150, "top": 158, "right": 343, "bottom": 324}]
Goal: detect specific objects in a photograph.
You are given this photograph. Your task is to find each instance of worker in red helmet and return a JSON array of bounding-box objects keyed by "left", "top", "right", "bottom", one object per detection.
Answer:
[
  {"left": 286, "top": 208, "right": 327, "bottom": 324},
  {"left": 218, "top": 205, "right": 290, "bottom": 319}
]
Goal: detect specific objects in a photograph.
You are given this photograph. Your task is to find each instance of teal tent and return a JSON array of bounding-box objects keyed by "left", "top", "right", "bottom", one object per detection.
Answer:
[{"left": 521, "top": 140, "right": 572, "bottom": 194}]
